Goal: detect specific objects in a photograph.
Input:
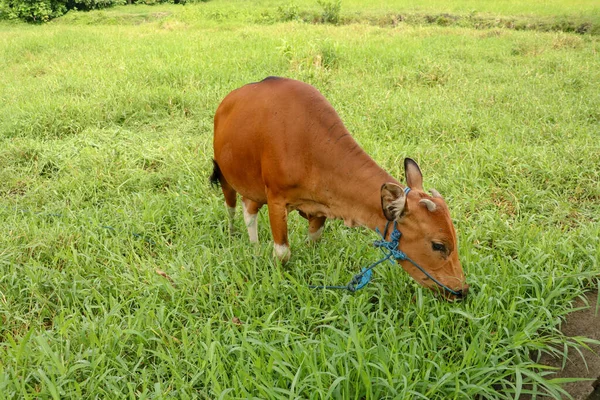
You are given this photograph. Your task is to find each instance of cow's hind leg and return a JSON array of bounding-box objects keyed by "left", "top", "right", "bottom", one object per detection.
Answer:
[
  {"left": 222, "top": 185, "right": 237, "bottom": 234},
  {"left": 218, "top": 178, "right": 237, "bottom": 234},
  {"left": 298, "top": 211, "right": 326, "bottom": 242},
  {"left": 242, "top": 197, "right": 263, "bottom": 243},
  {"left": 308, "top": 216, "right": 326, "bottom": 242},
  {"left": 267, "top": 196, "right": 291, "bottom": 263}
]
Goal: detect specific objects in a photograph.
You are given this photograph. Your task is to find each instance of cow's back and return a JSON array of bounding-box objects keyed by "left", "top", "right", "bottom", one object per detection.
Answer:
[{"left": 213, "top": 77, "right": 348, "bottom": 204}]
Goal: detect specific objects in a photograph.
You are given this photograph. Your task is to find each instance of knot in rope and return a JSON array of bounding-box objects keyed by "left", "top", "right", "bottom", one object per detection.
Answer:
[
  {"left": 374, "top": 223, "right": 407, "bottom": 261},
  {"left": 309, "top": 221, "right": 403, "bottom": 292},
  {"left": 346, "top": 267, "right": 373, "bottom": 292},
  {"left": 308, "top": 186, "right": 457, "bottom": 296},
  {"left": 309, "top": 203, "right": 463, "bottom": 296}
]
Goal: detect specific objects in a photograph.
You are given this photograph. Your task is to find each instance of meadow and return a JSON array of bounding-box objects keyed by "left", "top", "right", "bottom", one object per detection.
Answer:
[{"left": 1, "top": 0, "right": 599, "bottom": 398}]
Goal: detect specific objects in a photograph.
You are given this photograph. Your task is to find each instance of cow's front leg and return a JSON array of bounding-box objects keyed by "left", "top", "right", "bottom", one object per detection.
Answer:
[{"left": 266, "top": 197, "right": 291, "bottom": 263}]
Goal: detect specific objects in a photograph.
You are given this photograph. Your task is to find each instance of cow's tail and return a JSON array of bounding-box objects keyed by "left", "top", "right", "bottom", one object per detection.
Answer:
[{"left": 209, "top": 159, "right": 222, "bottom": 187}]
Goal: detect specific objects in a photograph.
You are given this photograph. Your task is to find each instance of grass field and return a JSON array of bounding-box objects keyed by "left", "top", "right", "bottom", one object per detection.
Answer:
[{"left": 1, "top": 0, "right": 600, "bottom": 398}]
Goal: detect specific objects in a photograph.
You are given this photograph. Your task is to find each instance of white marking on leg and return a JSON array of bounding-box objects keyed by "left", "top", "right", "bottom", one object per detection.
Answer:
[
  {"left": 273, "top": 243, "right": 291, "bottom": 263},
  {"left": 243, "top": 202, "right": 258, "bottom": 243},
  {"left": 227, "top": 205, "right": 235, "bottom": 233},
  {"left": 308, "top": 226, "right": 324, "bottom": 242}
]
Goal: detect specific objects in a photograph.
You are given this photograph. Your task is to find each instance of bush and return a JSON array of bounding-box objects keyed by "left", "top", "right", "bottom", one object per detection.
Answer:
[
  {"left": 0, "top": 0, "right": 124, "bottom": 22},
  {"left": 0, "top": 0, "right": 67, "bottom": 22},
  {"left": 317, "top": 0, "right": 340, "bottom": 24},
  {"left": 277, "top": 4, "right": 299, "bottom": 22},
  {"left": 0, "top": 0, "right": 201, "bottom": 23}
]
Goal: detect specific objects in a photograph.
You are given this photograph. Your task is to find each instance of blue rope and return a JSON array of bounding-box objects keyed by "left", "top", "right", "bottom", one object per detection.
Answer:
[
  {"left": 308, "top": 191, "right": 401, "bottom": 293},
  {"left": 308, "top": 220, "right": 395, "bottom": 292},
  {"left": 309, "top": 187, "right": 462, "bottom": 296},
  {"left": 308, "top": 254, "right": 390, "bottom": 292}
]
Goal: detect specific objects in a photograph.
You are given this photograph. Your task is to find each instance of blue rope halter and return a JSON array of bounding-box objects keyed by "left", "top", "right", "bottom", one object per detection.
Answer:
[{"left": 309, "top": 187, "right": 463, "bottom": 297}]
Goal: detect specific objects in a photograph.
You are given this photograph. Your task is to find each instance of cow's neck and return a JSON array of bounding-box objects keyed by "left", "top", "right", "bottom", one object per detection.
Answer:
[{"left": 318, "top": 130, "right": 399, "bottom": 233}]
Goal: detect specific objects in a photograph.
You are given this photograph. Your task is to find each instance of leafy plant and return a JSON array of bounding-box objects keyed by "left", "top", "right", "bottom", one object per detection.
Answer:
[
  {"left": 0, "top": 0, "right": 67, "bottom": 22},
  {"left": 277, "top": 3, "right": 299, "bottom": 21},
  {"left": 0, "top": 0, "right": 205, "bottom": 22},
  {"left": 317, "top": 0, "right": 340, "bottom": 24}
]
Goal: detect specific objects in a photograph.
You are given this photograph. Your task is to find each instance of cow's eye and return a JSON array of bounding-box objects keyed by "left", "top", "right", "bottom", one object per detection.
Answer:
[{"left": 432, "top": 242, "right": 446, "bottom": 252}]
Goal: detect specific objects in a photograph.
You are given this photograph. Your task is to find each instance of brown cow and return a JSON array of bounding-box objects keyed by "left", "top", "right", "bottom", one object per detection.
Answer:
[{"left": 211, "top": 77, "right": 468, "bottom": 299}]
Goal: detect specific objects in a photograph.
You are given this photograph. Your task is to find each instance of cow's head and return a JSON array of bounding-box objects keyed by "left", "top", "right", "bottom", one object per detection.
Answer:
[{"left": 380, "top": 158, "right": 468, "bottom": 300}]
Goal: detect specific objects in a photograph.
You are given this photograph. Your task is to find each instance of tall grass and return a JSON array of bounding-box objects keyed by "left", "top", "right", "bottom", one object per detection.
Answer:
[{"left": 0, "top": 1, "right": 599, "bottom": 398}]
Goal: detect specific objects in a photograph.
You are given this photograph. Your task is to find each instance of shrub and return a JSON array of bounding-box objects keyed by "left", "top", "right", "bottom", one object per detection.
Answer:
[
  {"left": 0, "top": 0, "right": 68, "bottom": 22},
  {"left": 0, "top": 0, "right": 204, "bottom": 23},
  {"left": 0, "top": 0, "right": 125, "bottom": 22},
  {"left": 317, "top": 0, "right": 340, "bottom": 25},
  {"left": 277, "top": 4, "right": 299, "bottom": 22}
]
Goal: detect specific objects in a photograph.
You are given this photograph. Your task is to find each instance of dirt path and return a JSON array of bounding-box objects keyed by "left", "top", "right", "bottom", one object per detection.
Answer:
[{"left": 527, "top": 290, "right": 600, "bottom": 399}]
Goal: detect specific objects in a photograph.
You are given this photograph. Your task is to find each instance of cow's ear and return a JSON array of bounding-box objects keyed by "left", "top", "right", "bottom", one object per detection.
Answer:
[
  {"left": 404, "top": 158, "right": 423, "bottom": 191},
  {"left": 381, "top": 183, "right": 407, "bottom": 221}
]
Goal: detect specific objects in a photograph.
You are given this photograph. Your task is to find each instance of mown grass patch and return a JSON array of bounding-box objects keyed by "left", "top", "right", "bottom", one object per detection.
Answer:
[{"left": 0, "top": 1, "right": 599, "bottom": 398}]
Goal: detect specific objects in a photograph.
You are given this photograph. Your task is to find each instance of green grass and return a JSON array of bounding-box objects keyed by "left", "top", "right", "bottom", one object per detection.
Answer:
[
  {"left": 1, "top": 1, "right": 599, "bottom": 398},
  {"left": 48, "top": 0, "right": 600, "bottom": 34}
]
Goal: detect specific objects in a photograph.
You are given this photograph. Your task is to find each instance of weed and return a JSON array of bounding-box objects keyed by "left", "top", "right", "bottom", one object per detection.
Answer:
[
  {"left": 317, "top": 0, "right": 341, "bottom": 24},
  {"left": 277, "top": 3, "right": 300, "bottom": 22}
]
